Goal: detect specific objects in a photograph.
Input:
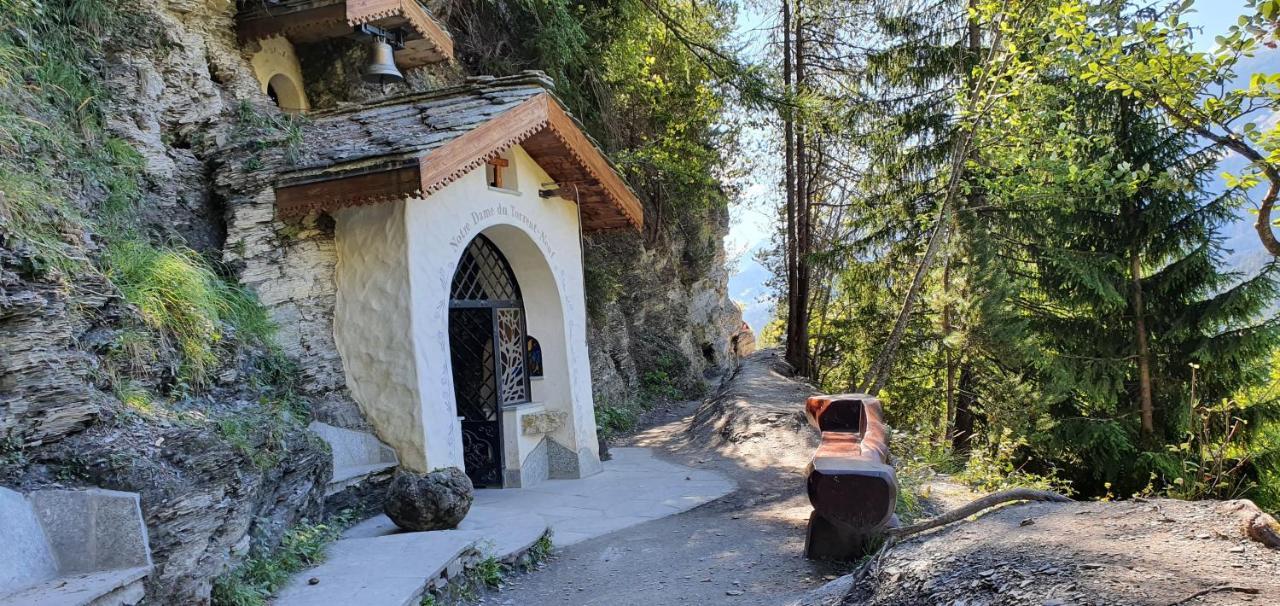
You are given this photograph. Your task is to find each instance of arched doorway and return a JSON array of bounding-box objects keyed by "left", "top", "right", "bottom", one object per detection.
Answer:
[
  {"left": 266, "top": 73, "right": 307, "bottom": 113},
  {"left": 448, "top": 234, "right": 530, "bottom": 487}
]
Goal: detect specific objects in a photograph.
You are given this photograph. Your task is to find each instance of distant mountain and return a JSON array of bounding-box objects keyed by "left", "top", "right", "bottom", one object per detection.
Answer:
[
  {"left": 1217, "top": 48, "right": 1278, "bottom": 278},
  {"left": 728, "top": 240, "right": 776, "bottom": 336}
]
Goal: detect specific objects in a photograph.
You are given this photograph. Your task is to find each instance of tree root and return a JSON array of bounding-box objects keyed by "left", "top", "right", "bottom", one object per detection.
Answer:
[
  {"left": 885, "top": 488, "right": 1073, "bottom": 539},
  {"left": 849, "top": 488, "right": 1072, "bottom": 587},
  {"left": 1166, "top": 585, "right": 1259, "bottom": 606},
  {"left": 1219, "top": 499, "right": 1280, "bottom": 549}
]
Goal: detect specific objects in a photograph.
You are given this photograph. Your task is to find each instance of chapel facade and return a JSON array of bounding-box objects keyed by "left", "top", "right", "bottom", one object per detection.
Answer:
[{"left": 227, "top": 1, "right": 642, "bottom": 489}]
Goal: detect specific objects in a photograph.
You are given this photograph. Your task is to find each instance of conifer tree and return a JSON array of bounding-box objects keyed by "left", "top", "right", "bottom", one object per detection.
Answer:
[{"left": 976, "top": 78, "right": 1280, "bottom": 494}]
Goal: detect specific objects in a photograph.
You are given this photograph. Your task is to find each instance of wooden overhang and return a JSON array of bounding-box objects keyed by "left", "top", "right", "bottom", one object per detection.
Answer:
[
  {"left": 272, "top": 74, "right": 643, "bottom": 232},
  {"left": 237, "top": 0, "right": 453, "bottom": 69}
]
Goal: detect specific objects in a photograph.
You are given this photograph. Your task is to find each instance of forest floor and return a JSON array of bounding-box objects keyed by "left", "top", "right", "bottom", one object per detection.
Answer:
[{"left": 478, "top": 350, "right": 1280, "bottom": 605}]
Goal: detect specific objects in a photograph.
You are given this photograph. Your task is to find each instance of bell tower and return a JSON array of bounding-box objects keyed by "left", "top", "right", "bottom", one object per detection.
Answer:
[{"left": 236, "top": 0, "right": 455, "bottom": 110}]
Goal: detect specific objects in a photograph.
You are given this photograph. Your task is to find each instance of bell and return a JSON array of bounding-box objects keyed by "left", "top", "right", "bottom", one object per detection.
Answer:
[{"left": 362, "top": 36, "right": 404, "bottom": 85}]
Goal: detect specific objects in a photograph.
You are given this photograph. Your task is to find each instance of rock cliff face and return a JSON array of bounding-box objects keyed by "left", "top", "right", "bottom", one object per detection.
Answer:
[{"left": 0, "top": 0, "right": 742, "bottom": 603}]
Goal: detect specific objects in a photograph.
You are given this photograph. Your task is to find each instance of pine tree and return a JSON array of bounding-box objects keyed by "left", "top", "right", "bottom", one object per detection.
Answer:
[{"left": 976, "top": 80, "right": 1280, "bottom": 495}]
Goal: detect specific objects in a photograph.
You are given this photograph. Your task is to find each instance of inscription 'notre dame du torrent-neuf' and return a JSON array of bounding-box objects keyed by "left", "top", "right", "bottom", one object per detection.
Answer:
[{"left": 448, "top": 203, "right": 557, "bottom": 263}]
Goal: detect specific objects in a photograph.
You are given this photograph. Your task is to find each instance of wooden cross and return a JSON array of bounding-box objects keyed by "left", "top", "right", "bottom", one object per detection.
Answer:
[{"left": 487, "top": 156, "right": 510, "bottom": 188}]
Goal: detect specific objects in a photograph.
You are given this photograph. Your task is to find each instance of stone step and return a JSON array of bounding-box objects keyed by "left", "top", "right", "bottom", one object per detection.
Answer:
[
  {"left": 273, "top": 508, "right": 548, "bottom": 606},
  {"left": 307, "top": 422, "right": 398, "bottom": 493}
]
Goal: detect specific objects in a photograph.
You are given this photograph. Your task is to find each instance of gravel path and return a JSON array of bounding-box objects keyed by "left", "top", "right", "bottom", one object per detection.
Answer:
[{"left": 481, "top": 350, "right": 839, "bottom": 605}]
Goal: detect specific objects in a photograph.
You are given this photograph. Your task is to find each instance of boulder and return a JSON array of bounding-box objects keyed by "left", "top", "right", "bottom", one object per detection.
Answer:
[{"left": 384, "top": 467, "right": 474, "bottom": 531}]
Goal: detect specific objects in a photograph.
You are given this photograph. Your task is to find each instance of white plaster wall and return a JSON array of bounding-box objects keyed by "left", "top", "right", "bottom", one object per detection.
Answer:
[
  {"left": 332, "top": 202, "right": 426, "bottom": 471},
  {"left": 501, "top": 402, "right": 546, "bottom": 469},
  {"left": 248, "top": 36, "right": 309, "bottom": 112},
  {"left": 402, "top": 145, "right": 599, "bottom": 474}
]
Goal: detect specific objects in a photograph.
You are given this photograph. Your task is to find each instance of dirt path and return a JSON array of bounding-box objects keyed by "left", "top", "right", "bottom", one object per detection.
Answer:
[
  {"left": 482, "top": 350, "right": 1280, "bottom": 606},
  {"left": 833, "top": 496, "right": 1280, "bottom": 606},
  {"left": 482, "top": 350, "right": 838, "bottom": 605}
]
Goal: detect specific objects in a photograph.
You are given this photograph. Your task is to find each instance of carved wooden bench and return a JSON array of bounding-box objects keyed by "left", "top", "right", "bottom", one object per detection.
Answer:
[{"left": 804, "top": 393, "right": 897, "bottom": 560}]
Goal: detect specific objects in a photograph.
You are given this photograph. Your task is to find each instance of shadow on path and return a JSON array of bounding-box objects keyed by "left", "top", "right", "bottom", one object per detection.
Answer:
[{"left": 484, "top": 350, "right": 844, "bottom": 606}]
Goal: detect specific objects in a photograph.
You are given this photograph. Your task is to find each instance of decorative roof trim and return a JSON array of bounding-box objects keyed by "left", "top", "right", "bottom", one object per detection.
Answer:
[
  {"left": 238, "top": 0, "right": 453, "bottom": 66},
  {"left": 345, "top": 0, "right": 454, "bottom": 60},
  {"left": 277, "top": 164, "right": 422, "bottom": 219},
  {"left": 273, "top": 93, "right": 643, "bottom": 230}
]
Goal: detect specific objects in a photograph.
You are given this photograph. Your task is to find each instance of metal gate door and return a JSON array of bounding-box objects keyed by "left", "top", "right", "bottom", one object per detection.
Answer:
[{"left": 448, "top": 235, "right": 530, "bottom": 488}]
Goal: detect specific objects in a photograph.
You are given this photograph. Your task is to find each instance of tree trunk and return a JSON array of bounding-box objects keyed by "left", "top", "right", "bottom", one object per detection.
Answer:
[
  {"left": 792, "top": 1, "right": 812, "bottom": 377},
  {"left": 952, "top": 362, "right": 977, "bottom": 453},
  {"left": 942, "top": 256, "right": 956, "bottom": 443},
  {"left": 1120, "top": 98, "right": 1155, "bottom": 436},
  {"left": 781, "top": 0, "right": 799, "bottom": 373},
  {"left": 1131, "top": 248, "right": 1155, "bottom": 435}
]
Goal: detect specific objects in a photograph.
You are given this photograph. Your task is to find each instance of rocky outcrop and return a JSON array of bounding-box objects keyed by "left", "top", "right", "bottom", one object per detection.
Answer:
[
  {"left": 384, "top": 468, "right": 474, "bottom": 531},
  {"left": 584, "top": 212, "right": 744, "bottom": 408},
  {"left": 55, "top": 421, "right": 327, "bottom": 602},
  {"left": 0, "top": 247, "right": 114, "bottom": 447}
]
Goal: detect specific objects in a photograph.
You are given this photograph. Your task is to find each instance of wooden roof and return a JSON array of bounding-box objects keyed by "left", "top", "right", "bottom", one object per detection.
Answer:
[
  {"left": 237, "top": 0, "right": 453, "bottom": 69},
  {"left": 273, "top": 73, "right": 643, "bottom": 232}
]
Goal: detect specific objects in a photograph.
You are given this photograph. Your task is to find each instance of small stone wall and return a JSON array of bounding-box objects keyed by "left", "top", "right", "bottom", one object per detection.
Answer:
[{"left": 0, "top": 487, "right": 152, "bottom": 605}]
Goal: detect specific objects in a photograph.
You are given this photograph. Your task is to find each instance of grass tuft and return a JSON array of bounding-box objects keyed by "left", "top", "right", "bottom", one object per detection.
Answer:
[
  {"left": 211, "top": 517, "right": 349, "bottom": 606},
  {"left": 105, "top": 240, "right": 277, "bottom": 388}
]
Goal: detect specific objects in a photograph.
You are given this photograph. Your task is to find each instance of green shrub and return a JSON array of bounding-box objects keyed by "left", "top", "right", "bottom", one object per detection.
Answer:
[
  {"left": 104, "top": 240, "right": 276, "bottom": 388},
  {"left": 958, "top": 428, "right": 1073, "bottom": 495},
  {"left": 595, "top": 403, "right": 637, "bottom": 440},
  {"left": 211, "top": 518, "right": 346, "bottom": 606}
]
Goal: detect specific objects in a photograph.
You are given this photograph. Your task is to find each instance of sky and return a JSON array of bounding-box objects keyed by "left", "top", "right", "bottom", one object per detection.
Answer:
[{"left": 724, "top": 0, "right": 1271, "bottom": 335}]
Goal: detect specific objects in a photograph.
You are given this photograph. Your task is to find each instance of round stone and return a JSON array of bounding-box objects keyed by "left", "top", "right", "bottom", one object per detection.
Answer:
[{"left": 383, "top": 467, "right": 474, "bottom": 531}]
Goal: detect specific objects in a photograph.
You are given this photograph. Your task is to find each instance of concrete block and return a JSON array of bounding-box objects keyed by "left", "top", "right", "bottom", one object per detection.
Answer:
[
  {"left": 28, "top": 489, "right": 152, "bottom": 575},
  {"left": 308, "top": 421, "right": 397, "bottom": 472},
  {"left": 0, "top": 487, "right": 58, "bottom": 595}
]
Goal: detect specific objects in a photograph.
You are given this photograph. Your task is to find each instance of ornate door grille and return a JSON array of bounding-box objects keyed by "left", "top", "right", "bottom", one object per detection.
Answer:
[{"left": 448, "top": 235, "right": 529, "bottom": 488}]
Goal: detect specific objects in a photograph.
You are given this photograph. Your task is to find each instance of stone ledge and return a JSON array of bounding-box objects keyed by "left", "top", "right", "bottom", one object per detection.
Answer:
[
  {"left": 521, "top": 410, "right": 567, "bottom": 436},
  {"left": 0, "top": 567, "right": 149, "bottom": 606}
]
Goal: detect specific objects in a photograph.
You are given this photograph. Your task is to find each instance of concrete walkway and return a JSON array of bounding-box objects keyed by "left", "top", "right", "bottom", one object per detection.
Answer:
[{"left": 273, "top": 447, "right": 733, "bottom": 606}]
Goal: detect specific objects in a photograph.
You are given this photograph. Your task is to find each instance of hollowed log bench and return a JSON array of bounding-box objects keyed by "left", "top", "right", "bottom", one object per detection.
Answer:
[{"left": 804, "top": 393, "right": 897, "bottom": 560}]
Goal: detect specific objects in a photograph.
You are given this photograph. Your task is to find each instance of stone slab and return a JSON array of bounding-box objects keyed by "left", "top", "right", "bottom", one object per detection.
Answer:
[
  {"left": 0, "top": 567, "right": 149, "bottom": 606},
  {"left": 331, "top": 462, "right": 398, "bottom": 485},
  {"left": 277, "top": 446, "right": 733, "bottom": 606},
  {"left": 342, "top": 506, "right": 547, "bottom": 560},
  {"left": 308, "top": 422, "right": 398, "bottom": 472},
  {"left": 473, "top": 447, "right": 735, "bottom": 546},
  {"left": 273, "top": 532, "right": 475, "bottom": 606},
  {"left": 0, "top": 487, "right": 58, "bottom": 595}
]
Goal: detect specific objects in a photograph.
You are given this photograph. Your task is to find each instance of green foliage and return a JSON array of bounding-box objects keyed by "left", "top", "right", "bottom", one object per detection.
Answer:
[
  {"left": 0, "top": 0, "right": 146, "bottom": 273},
  {"left": 811, "top": 0, "right": 1280, "bottom": 501},
  {"left": 957, "top": 428, "right": 1073, "bottom": 495},
  {"left": 525, "top": 532, "right": 553, "bottom": 565},
  {"left": 594, "top": 401, "right": 638, "bottom": 441},
  {"left": 448, "top": 0, "right": 734, "bottom": 263},
  {"left": 233, "top": 100, "right": 307, "bottom": 165},
  {"left": 471, "top": 556, "right": 505, "bottom": 588},
  {"left": 211, "top": 518, "right": 347, "bottom": 606},
  {"left": 640, "top": 353, "right": 686, "bottom": 402},
  {"left": 105, "top": 240, "right": 277, "bottom": 389}
]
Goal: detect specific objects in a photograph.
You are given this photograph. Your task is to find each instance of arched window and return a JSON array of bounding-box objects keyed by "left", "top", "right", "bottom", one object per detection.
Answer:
[
  {"left": 526, "top": 336, "right": 543, "bottom": 378},
  {"left": 266, "top": 73, "right": 306, "bottom": 113}
]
